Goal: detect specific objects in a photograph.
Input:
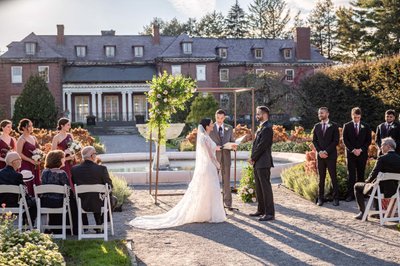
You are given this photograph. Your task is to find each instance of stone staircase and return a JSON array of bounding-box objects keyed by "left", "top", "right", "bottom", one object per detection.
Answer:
[{"left": 86, "top": 122, "right": 140, "bottom": 135}]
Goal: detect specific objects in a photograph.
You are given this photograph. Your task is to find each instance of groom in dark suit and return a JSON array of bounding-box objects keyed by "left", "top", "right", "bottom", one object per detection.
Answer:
[
  {"left": 342, "top": 107, "right": 371, "bottom": 201},
  {"left": 249, "top": 106, "right": 275, "bottom": 221},
  {"left": 312, "top": 107, "right": 340, "bottom": 206}
]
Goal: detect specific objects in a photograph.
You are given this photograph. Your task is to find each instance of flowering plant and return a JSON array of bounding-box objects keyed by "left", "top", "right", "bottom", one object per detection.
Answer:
[
  {"left": 238, "top": 164, "right": 257, "bottom": 203},
  {"left": 146, "top": 71, "right": 196, "bottom": 144},
  {"left": 67, "top": 140, "right": 82, "bottom": 154},
  {"left": 31, "top": 148, "right": 45, "bottom": 163}
]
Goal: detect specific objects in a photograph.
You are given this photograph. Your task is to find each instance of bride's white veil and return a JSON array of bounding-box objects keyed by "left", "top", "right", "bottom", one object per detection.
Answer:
[{"left": 192, "top": 124, "right": 210, "bottom": 183}]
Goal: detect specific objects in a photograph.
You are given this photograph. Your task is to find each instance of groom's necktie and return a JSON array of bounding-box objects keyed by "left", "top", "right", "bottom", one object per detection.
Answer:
[{"left": 218, "top": 126, "right": 223, "bottom": 139}]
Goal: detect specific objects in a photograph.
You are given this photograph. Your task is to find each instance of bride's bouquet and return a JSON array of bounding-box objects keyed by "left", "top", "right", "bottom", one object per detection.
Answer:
[{"left": 67, "top": 140, "right": 82, "bottom": 155}]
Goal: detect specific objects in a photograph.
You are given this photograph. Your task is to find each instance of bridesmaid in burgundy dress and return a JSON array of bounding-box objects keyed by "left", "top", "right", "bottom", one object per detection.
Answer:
[
  {"left": 0, "top": 120, "right": 17, "bottom": 169},
  {"left": 51, "top": 118, "right": 75, "bottom": 188},
  {"left": 16, "top": 118, "right": 41, "bottom": 196}
]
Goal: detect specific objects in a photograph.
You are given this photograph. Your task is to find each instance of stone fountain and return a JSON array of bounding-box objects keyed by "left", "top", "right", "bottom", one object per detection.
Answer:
[{"left": 137, "top": 123, "right": 185, "bottom": 170}]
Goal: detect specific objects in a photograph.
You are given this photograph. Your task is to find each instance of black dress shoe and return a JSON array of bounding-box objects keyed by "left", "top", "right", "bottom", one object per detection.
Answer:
[
  {"left": 249, "top": 212, "right": 263, "bottom": 217},
  {"left": 316, "top": 198, "right": 324, "bottom": 206},
  {"left": 354, "top": 212, "right": 364, "bottom": 220},
  {"left": 333, "top": 199, "right": 340, "bottom": 206},
  {"left": 345, "top": 196, "right": 354, "bottom": 202},
  {"left": 370, "top": 214, "right": 380, "bottom": 219},
  {"left": 259, "top": 215, "right": 275, "bottom": 221}
]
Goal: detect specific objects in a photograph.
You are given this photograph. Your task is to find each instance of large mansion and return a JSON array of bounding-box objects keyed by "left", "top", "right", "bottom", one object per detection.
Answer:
[{"left": 0, "top": 25, "right": 330, "bottom": 124}]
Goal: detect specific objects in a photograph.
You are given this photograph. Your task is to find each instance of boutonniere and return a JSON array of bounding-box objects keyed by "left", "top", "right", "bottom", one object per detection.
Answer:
[
  {"left": 225, "top": 127, "right": 229, "bottom": 131},
  {"left": 257, "top": 125, "right": 262, "bottom": 131},
  {"left": 361, "top": 124, "right": 365, "bottom": 129},
  {"left": 391, "top": 124, "right": 396, "bottom": 129},
  {"left": 327, "top": 123, "right": 332, "bottom": 128}
]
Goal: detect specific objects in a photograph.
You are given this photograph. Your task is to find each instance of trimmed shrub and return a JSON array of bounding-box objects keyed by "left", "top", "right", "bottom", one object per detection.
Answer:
[
  {"left": 110, "top": 173, "right": 133, "bottom": 207},
  {"left": 238, "top": 164, "right": 257, "bottom": 203}
]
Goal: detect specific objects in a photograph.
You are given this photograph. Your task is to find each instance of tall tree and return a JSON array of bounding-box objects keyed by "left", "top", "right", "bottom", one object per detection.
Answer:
[
  {"left": 225, "top": 0, "right": 249, "bottom": 38},
  {"left": 139, "top": 17, "right": 197, "bottom": 36},
  {"left": 139, "top": 17, "right": 165, "bottom": 35},
  {"left": 308, "top": 0, "right": 336, "bottom": 59},
  {"left": 335, "top": 6, "right": 366, "bottom": 61},
  {"left": 196, "top": 11, "right": 226, "bottom": 38},
  {"left": 248, "top": 0, "right": 291, "bottom": 39}
]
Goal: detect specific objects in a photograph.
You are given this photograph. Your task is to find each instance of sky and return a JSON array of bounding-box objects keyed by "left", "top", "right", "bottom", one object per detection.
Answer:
[{"left": 0, "top": 0, "right": 350, "bottom": 53}]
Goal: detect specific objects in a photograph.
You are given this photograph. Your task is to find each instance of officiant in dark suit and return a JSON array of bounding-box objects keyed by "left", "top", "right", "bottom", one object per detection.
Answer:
[
  {"left": 209, "top": 109, "right": 237, "bottom": 210},
  {"left": 312, "top": 107, "right": 340, "bottom": 207},
  {"left": 375, "top": 110, "right": 400, "bottom": 155},
  {"left": 249, "top": 106, "right": 275, "bottom": 221},
  {"left": 342, "top": 107, "right": 371, "bottom": 202}
]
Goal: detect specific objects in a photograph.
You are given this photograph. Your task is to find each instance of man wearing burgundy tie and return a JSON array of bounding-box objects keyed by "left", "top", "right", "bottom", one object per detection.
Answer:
[
  {"left": 312, "top": 107, "right": 340, "bottom": 206},
  {"left": 342, "top": 107, "right": 371, "bottom": 202},
  {"left": 376, "top": 110, "right": 400, "bottom": 156}
]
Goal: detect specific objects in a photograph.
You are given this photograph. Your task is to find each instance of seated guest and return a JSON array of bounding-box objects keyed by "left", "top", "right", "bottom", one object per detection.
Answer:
[
  {"left": 354, "top": 137, "right": 400, "bottom": 219},
  {"left": 40, "top": 150, "right": 78, "bottom": 234},
  {"left": 0, "top": 152, "right": 36, "bottom": 224},
  {"left": 72, "top": 146, "right": 115, "bottom": 226}
]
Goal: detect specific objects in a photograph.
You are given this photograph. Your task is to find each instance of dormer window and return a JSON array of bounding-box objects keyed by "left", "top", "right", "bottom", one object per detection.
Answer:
[
  {"left": 105, "top": 46, "right": 116, "bottom": 57},
  {"left": 134, "top": 46, "right": 144, "bottom": 57},
  {"left": 284, "top": 49, "right": 292, "bottom": 59},
  {"left": 182, "top": 42, "right": 192, "bottom": 54},
  {"left": 254, "top": 49, "right": 263, "bottom": 59},
  {"left": 76, "top": 46, "right": 87, "bottom": 57},
  {"left": 219, "top": 48, "right": 227, "bottom": 58},
  {"left": 25, "top": 42, "right": 36, "bottom": 55}
]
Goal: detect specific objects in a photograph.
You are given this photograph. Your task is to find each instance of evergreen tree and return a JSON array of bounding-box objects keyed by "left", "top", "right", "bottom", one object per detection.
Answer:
[
  {"left": 307, "top": 0, "right": 336, "bottom": 59},
  {"left": 196, "top": 11, "right": 226, "bottom": 38},
  {"left": 139, "top": 17, "right": 165, "bottom": 35},
  {"left": 225, "top": 0, "right": 249, "bottom": 38},
  {"left": 186, "top": 94, "right": 219, "bottom": 124},
  {"left": 13, "top": 75, "right": 58, "bottom": 129},
  {"left": 248, "top": 0, "right": 291, "bottom": 39}
]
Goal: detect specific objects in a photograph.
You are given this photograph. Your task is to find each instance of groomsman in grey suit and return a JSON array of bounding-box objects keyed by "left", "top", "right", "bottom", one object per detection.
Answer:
[{"left": 209, "top": 109, "right": 237, "bottom": 210}]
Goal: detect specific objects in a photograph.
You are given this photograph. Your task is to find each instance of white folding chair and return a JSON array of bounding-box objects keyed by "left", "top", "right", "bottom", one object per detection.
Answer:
[
  {"left": 75, "top": 183, "right": 114, "bottom": 241},
  {"left": 362, "top": 172, "right": 400, "bottom": 225},
  {"left": 34, "top": 184, "right": 73, "bottom": 239},
  {"left": 0, "top": 184, "right": 33, "bottom": 230}
]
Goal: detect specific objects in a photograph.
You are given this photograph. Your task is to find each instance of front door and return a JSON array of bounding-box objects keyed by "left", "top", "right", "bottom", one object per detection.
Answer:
[
  {"left": 74, "top": 95, "right": 89, "bottom": 123},
  {"left": 103, "top": 95, "right": 119, "bottom": 121}
]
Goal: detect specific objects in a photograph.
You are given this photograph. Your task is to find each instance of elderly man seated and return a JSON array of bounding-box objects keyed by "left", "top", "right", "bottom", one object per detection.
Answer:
[
  {"left": 354, "top": 137, "right": 400, "bottom": 219},
  {"left": 0, "top": 152, "right": 36, "bottom": 224},
  {"left": 72, "top": 146, "right": 116, "bottom": 226}
]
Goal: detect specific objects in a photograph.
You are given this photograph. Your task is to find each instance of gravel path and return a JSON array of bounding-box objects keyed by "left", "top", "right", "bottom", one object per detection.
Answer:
[{"left": 111, "top": 184, "right": 400, "bottom": 266}]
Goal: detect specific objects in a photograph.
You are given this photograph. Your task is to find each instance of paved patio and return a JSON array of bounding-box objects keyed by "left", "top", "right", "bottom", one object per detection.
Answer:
[{"left": 112, "top": 184, "right": 400, "bottom": 266}]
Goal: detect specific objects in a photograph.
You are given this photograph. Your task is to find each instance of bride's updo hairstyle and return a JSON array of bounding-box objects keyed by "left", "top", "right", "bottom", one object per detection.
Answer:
[{"left": 199, "top": 118, "right": 212, "bottom": 131}]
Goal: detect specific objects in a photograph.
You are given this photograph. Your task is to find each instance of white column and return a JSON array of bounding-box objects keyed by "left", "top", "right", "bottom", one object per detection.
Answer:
[
  {"left": 97, "top": 92, "right": 103, "bottom": 122},
  {"left": 66, "top": 92, "right": 72, "bottom": 120},
  {"left": 145, "top": 98, "right": 149, "bottom": 120},
  {"left": 91, "top": 92, "right": 97, "bottom": 116},
  {"left": 62, "top": 91, "right": 66, "bottom": 113},
  {"left": 127, "top": 91, "right": 133, "bottom": 121},
  {"left": 122, "top": 91, "right": 127, "bottom": 121}
]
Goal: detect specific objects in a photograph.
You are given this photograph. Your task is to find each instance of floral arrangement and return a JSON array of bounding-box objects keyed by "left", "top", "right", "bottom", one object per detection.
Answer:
[
  {"left": 238, "top": 164, "right": 257, "bottom": 203},
  {"left": 31, "top": 148, "right": 45, "bottom": 163},
  {"left": 146, "top": 71, "right": 196, "bottom": 144},
  {"left": 67, "top": 140, "right": 82, "bottom": 155}
]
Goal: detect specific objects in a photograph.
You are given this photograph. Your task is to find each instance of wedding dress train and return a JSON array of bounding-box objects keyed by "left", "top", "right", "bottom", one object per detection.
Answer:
[{"left": 129, "top": 125, "right": 226, "bottom": 229}]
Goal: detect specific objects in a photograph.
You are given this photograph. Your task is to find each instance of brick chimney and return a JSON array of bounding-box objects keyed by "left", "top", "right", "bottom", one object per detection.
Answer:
[
  {"left": 56, "top": 24, "right": 64, "bottom": 45},
  {"left": 152, "top": 23, "right": 160, "bottom": 45},
  {"left": 295, "top": 27, "right": 311, "bottom": 60}
]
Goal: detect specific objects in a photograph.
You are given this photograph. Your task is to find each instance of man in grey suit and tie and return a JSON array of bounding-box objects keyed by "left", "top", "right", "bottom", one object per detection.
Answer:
[{"left": 209, "top": 109, "right": 237, "bottom": 210}]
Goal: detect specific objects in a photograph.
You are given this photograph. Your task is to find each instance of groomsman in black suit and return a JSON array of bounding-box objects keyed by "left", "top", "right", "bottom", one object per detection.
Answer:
[
  {"left": 376, "top": 110, "right": 400, "bottom": 155},
  {"left": 249, "top": 106, "right": 275, "bottom": 221},
  {"left": 342, "top": 107, "right": 372, "bottom": 202},
  {"left": 312, "top": 107, "right": 340, "bottom": 206}
]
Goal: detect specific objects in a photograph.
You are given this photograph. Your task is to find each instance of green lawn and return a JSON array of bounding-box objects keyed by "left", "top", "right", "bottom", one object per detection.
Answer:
[{"left": 56, "top": 239, "right": 131, "bottom": 266}]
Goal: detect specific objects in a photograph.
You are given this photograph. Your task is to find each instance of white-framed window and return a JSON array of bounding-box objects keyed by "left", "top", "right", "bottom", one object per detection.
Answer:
[
  {"left": 76, "top": 46, "right": 87, "bottom": 57},
  {"left": 134, "top": 95, "right": 147, "bottom": 115},
  {"left": 105, "top": 46, "right": 116, "bottom": 57},
  {"left": 219, "top": 69, "right": 229, "bottom": 82},
  {"left": 171, "top": 65, "right": 181, "bottom": 76},
  {"left": 255, "top": 69, "right": 265, "bottom": 75},
  {"left": 255, "top": 49, "right": 263, "bottom": 59},
  {"left": 134, "top": 46, "right": 144, "bottom": 57},
  {"left": 285, "top": 69, "right": 294, "bottom": 82},
  {"left": 38, "top": 66, "right": 49, "bottom": 83},
  {"left": 182, "top": 42, "right": 192, "bottom": 54},
  {"left": 219, "top": 48, "right": 227, "bottom": 58},
  {"left": 196, "top": 65, "right": 206, "bottom": 81},
  {"left": 284, "top": 49, "right": 292, "bottom": 59},
  {"left": 10, "top": 95, "right": 19, "bottom": 118},
  {"left": 25, "top": 42, "right": 36, "bottom": 55},
  {"left": 11, "top": 66, "right": 22, "bottom": 83}
]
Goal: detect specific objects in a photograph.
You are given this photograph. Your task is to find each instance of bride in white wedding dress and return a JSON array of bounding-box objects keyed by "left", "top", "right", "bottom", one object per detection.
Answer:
[{"left": 129, "top": 118, "right": 226, "bottom": 229}]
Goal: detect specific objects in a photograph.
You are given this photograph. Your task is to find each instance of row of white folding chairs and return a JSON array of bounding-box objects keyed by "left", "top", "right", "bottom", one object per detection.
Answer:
[{"left": 0, "top": 183, "right": 114, "bottom": 241}]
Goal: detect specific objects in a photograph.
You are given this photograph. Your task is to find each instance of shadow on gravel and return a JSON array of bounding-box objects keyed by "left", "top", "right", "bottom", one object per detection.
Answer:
[
  {"left": 174, "top": 222, "right": 308, "bottom": 265},
  {"left": 230, "top": 209, "right": 398, "bottom": 265}
]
